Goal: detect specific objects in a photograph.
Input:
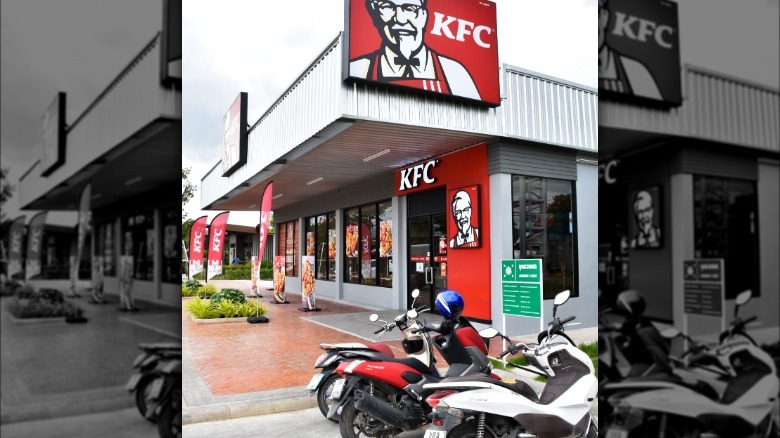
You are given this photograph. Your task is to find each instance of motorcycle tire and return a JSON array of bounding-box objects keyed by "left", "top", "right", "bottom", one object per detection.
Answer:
[
  {"left": 445, "top": 419, "right": 478, "bottom": 438},
  {"left": 339, "top": 398, "right": 398, "bottom": 438},
  {"left": 134, "top": 376, "right": 157, "bottom": 423},
  {"left": 586, "top": 420, "right": 597, "bottom": 438},
  {"left": 157, "top": 398, "right": 182, "bottom": 438},
  {"left": 317, "top": 373, "right": 342, "bottom": 422}
]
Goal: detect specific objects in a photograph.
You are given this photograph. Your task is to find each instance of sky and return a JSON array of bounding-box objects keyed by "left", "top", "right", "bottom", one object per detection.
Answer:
[
  {"left": 1, "top": 0, "right": 777, "bottom": 226},
  {"left": 0, "top": 0, "right": 162, "bottom": 225},
  {"left": 182, "top": 0, "right": 779, "bottom": 224}
]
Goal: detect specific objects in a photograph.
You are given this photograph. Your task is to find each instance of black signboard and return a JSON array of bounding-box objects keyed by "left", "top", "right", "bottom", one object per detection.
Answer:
[
  {"left": 41, "top": 92, "right": 67, "bottom": 176},
  {"left": 683, "top": 259, "right": 724, "bottom": 317},
  {"left": 598, "top": 0, "right": 681, "bottom": 106}
]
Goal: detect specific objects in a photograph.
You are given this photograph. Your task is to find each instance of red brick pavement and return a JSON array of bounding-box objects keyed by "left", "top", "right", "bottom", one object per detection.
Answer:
[{"left": 183, "top": 282, "right": 513, "bottom": 397}]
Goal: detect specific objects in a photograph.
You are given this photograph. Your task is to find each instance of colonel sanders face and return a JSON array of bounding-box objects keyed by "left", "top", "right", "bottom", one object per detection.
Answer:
[{"left": 367, "top": 0, "right": 428, "bottom": 60}]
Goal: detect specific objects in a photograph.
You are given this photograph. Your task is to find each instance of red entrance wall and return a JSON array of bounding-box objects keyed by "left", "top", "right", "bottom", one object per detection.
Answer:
[{"left": 395, "top": 144, "right": 491, "bottom": 321}]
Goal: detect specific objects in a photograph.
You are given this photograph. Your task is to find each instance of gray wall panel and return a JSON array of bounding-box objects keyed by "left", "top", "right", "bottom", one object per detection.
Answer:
[
  {"left": 672, "top": 148, "right": 758, "bottom": 180},
  {"left": 488, "top": 141, "right": 577, "bottom": 180}
]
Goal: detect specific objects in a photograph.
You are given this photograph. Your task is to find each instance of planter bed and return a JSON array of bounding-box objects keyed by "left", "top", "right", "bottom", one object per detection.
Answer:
[{"left": 189, "top": 314, "right": 249, "bottom": 324}]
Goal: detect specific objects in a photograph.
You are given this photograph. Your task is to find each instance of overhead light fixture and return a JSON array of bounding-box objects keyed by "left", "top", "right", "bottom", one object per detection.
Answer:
[
  {"left": 248, "top": 204, "right": 257, "bottom": 209},
  {"left": 125, "top": 176, "right": 142, "bottom": 186},
  {"left": 363, "top": 148, "right": 391, "bottom": 162},
  {"left": 272, "top": 194, "right": 283, "bottom": 200},
  {"left": 91, "top": 193, "right": 102, "bottom": 200},
  {"left": 306, "top": 177, "right": 323, "bottom": 186}
]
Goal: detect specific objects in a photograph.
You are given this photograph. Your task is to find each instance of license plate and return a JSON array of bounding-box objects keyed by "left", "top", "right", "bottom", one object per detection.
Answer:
[
  {"left": 306, "top": 373, "right": 325, "bottom": 391},
  {"left": 605, "top": 429, "right": 628, "bottom": 438},
  {"left": 125, "top": 373, "right": 142, "bottom": 391},
  {"left": 330, "top": 377, "right": 346, "bottom": 399},
  {"left": 424, "top": 430, "right": 446, "bottom": 438}
]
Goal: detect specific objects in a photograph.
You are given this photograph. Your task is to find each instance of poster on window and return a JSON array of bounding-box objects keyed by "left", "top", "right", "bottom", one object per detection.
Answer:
[
  {"left": 306, "top": 231, "right": 315, "bottom": 256},
  {"left": 346, "top": 225, "right": 358, "bottom": 257},
  {"left": 628, "top": 185, "right": 663, "bottom": 249},
  {"left": 119, "top": 255, "right": 135, "bottom": 310},
  {"left": 301, "top": 255, "right": 317, "bottom": 310},
  {"left": 379, "top": 220, "right": 392, "bottom": 257},
  {"left": 273, "top": 255, "right": 287, "bottom": 303},
  {"left": 91, "top": 255, "right": 104, "bottom": 303},
  {"left": 328, "top": 229, "right": 336, "bottom": 259},
  {"left": 448, "top": 185, "right": 481, "bottom": 248}
]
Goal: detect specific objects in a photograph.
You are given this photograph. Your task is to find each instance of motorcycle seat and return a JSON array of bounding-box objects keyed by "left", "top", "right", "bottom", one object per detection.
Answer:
[
  {"left": 436, "top": 375, "right": 539, "bottom": 403},
  {"left": 138, "top": 342, "right": 182, "bottom": 351},
  {"left": 625, "top": 373, "right": 719, "bottom": 400},
  {"left": 321, "top": 342, "right": 395, "bottom": 358}
]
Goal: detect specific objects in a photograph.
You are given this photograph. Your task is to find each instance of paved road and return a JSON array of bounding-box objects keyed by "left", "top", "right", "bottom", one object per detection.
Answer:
[
  {"left": 0, "top": 408, "right": 156, "bottom": 438},
  {"left": 182, "top": 407, "right": 427, "bottom": 438}
]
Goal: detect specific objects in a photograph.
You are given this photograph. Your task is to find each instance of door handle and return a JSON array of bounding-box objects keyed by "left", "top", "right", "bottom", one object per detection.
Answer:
[{"left": 425, "top": 267, "right": 433, "bottom": 284}]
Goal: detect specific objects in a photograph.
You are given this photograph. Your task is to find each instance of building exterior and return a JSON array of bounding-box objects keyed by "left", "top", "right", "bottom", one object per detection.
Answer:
[
  {"left": 200, "top": 29, "right": 598, "bottom": 333},
  {"left": 17, "top": 18, "right": 182, "bottom": 307},
  {"left": 598, "top": 0, "right": 779, "bottom": 338}
]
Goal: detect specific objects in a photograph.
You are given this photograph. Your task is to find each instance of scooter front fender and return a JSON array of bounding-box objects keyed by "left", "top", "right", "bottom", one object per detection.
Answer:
[{"left": 325, "top": 375, "right": 362, "bottom": 421}]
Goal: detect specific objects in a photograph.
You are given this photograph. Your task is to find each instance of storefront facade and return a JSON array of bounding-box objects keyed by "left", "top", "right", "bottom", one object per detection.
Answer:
[
  {"left": 200, "top": 29, "right": 598, "bottom": 333},
  {"left": 17, "top": 24, "right": 182, "bottom": 307}
]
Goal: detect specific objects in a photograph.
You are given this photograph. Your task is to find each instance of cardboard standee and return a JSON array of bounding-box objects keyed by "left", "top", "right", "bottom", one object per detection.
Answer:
[
  {"left": 298, "top": 255, "right": 320, "bottom": 311},
  {"left": 117, "top": 255, "right": 139, "bottom": 311},
  {"left": 271, "top": 256, "right": 289, "bottom": 304}
]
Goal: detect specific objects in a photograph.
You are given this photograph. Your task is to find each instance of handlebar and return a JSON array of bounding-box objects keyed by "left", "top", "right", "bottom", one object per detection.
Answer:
[
  {"left": 560, "top": 315, "right": 576, "bottom": 325},
  {"left": 374, "top": 323, "right": 396, "bottom": 336},
  {"left": 742, "top": 316, "right": 758, "bottom": 325},
  {"left": 498, "top": 342, "right": 529, "bottom": 359}
]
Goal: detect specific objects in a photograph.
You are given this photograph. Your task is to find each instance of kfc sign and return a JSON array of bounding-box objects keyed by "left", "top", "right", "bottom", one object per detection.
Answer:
[
  {"left": 221, "top": 92, "right": 248, "bottom": 177},
  {"left": 345, "top": 0, "right": 500, "bottom": 107},
  {"left": 598, "top": 0, "right": 681, "bottom": 106},
  {"left": 397, "top": 159, "right": 439, "bottom": 192}
]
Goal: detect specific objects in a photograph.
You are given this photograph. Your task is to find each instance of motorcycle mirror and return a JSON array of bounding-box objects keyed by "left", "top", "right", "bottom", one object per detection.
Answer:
[
  {"left": 661, "top": 327, "right": 680, "bottom": 339},
  {"left": 407, "top": 309, "right": 418, "bottom": 319},
  {"left": 369, "top": 314, "right": 379, "bottom": 322},
  {"left": 479, "top": 328, "right": 500, "bottom": 338},
  {"left": 411, "top": 289, "right": 420, "bottom": 299},
  {"left": 735, "top": 290, "right": 752, "bottom": 307},
  {"left": 553, "top": 290, "right": 571, "bottom": 306}
]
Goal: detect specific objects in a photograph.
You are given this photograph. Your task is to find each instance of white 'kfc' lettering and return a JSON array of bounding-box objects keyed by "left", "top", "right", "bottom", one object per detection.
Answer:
[
  {"left": 612, "top": 12, "right": 674, "bottom": 49},
  {"left": 431, "top": 12, "right": 492, "bottom": 49},
  {"left": 398, "top": 160, "right": 438, "bottom": 191},
  {"left": 212, "top": 228, "right": 223, "bottom": 252},
  {"left": 193, "top": 232, "right": 203, "bottom": 253}
]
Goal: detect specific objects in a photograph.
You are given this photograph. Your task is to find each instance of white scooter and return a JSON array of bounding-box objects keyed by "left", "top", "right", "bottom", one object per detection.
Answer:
[
  {"left": 602, "top": 290, "right": 780, "bottom": 438},
  {"left": 422, "top": 290, "right": 598, "bottom": 438}
]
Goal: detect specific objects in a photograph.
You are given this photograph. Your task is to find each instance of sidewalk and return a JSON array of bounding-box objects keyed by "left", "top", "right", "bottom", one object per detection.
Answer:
[
  {"left": 0, "top": 280, "right": 180, "bottom": 425},
  {"left": 182, "top": 280, "right": 598, "bottom": 425}
]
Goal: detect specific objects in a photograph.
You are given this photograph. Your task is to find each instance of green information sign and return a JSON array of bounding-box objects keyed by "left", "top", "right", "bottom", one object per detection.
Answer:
[{"left": 502, "top": 259, "right": 542, "bottom": 318}]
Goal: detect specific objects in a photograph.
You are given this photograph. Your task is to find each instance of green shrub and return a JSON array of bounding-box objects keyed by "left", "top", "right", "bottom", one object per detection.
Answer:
[
  {"left": 35, "top": 288, "right": 65, "bottom": 304},
  {"left": 185, "top": 297, "right": 267, "bottom": 319},
  {"left": 200, "top": 283, "right": 217, "bottom": 297},
  {"left": 260, "top": 259, "right": 272, "bottom": 269},
  {"left": 1, "top": 280, "right": 23, "bottom": 297},
  {"left": 210, "top": 288, "right": 245, "bottom": 305},
  {"left": 259, "top": 268, "right": 272, "bottom": 280},
  {"left": 15, "top": 284, "right": 36, "bottom": 300},
  {"left": 8, "top": 298, "right": 82, "bottom": 318},
  {"left": 183, "top": 279, "right": 201, "bottom": 292}
]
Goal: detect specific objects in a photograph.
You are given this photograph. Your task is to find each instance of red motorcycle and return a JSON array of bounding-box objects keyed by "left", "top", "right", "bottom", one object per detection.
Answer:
[{"left": 327, "top": 289, "right": 503, "bottom": 438}]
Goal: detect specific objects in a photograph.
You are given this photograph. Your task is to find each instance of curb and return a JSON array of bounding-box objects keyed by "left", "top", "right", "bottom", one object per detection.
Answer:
[
  {"left": 0, "top": 387, "right": 133, "bottom": 425},
  {"left": 183, "top": 387, "right": 317, "bottom": 425}
]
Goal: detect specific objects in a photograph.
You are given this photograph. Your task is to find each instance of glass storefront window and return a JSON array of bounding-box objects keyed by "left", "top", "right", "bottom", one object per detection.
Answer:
[
  {"left": 123, "top": 212, "right": 154, "bottom": 281},
  {"left": 277, "top": 220, "right": 298, "bottom": 277},
  {"left": 694, "top": 176, "right": 759, "bottom": 298},
  {"left": 344, "top": 201, "right": 392, "bottom": 288},
  {"left": 95, "top": 222, "right": 116, "bottom": 277},
  {"left": 512, "top": 176, "right": 576, "bottom": 298},
  {"left": 305, "top": 212, "right": 335, "bottom": 281},
  {"left": 162, "top": 208, "right": 180, "bottom": 283}
]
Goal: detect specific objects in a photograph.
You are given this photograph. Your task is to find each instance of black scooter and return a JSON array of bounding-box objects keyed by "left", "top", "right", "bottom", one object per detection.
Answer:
[{"left": 125, "top": 342, "right": 182, "bottom": 422}]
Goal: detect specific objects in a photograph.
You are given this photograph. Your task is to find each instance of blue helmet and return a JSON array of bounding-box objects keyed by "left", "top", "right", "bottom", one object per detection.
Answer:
[{"left": 436, "top": 290, "right": 464, "bottom": 320}]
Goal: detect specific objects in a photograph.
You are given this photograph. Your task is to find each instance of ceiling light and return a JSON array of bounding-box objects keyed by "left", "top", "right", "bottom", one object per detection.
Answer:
[
  {"left": 272, "top": 194, "right": 284, "bottom": 199},
  {"left": 248, "top": 204, "right": 257, "bottom": 209},
  {"left": 125, "top": 176, "right": 142, "bottom": 186},
  {"left": 91, "top": 193, "right": 102, "bottom": 200},
  {"left": 363, "top": 148, "right": 391, "bottom": 162},
  {"left": 306, "top": 177, "right": 323, "bottom": 186}
]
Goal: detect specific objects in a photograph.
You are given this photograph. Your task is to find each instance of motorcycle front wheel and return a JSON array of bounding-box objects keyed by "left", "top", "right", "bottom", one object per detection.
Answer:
[
  {"left": 317, "top": 373, "right": 342, "bottom": 422},
  {"left": 157, "top": 388, "right": 182, "bottom": 438},
  {"left": 339, "top": 398, "right": 398, "bottom": 438},
  {"left": 134, "top": 376, "right": 157, "bottom": 422}
]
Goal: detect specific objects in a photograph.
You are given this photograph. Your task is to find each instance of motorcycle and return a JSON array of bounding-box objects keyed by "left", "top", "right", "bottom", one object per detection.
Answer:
[
  {"left": 602, "top": 290, "right": 780, "bottom": 438},
  {"left": 329, "top": 289, "right": 500, "bottom": 437},
  {"left": 308, "top": 330, "right": 397, "bottom": 421},
  {"left": 145, "top": 355, "right": 182, "bottom": 438},
  {"left": 422, "top": 289, "right": 598, "bottom": 438},
  {"left": 125, "top": 342, "right": 182, "bottom": 421}
]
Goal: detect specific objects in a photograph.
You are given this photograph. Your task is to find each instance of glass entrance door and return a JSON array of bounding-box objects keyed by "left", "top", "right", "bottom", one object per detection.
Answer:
[{"left": 408, "top": 214, "right": 447, "bottom": 311}]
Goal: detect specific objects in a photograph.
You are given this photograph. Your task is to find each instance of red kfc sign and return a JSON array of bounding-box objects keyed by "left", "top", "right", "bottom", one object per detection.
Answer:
[{"left": 345, "top": 0, "right": 499, "bottom": 107}]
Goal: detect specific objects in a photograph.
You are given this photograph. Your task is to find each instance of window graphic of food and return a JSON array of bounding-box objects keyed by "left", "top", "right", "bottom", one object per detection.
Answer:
[
  {"left": 379, "top": 221, "right": 392, "bottom": 257},
  {"left": 306, "top": 232, "right": 315, "bottom": 256},
  {"left": 328, "top": 231, "right": 336, "bottom": 259},
  {"left": 302, "top": 258, "right": 315, "bottom": 296},
  {"left": 346, "top": 225, "right": 358, "bottom": 257}
]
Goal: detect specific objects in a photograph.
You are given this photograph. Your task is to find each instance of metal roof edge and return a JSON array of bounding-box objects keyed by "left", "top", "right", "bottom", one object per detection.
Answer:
[
  {"left": 502, "top": 64, "right": 598, "bottom": 94},
  {"left": 684, "top": 64, "right": 779, "bottom": 94}
]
